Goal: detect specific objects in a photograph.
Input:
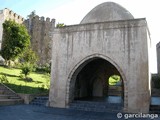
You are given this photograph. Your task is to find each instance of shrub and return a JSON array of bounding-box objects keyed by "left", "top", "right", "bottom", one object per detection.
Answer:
[
  {"left": 19, "top": 47, "right": 38, "bottom": 65},
  {"left": 35, "top": 63, "right": 51, "bottom": 73},
  {"left": 21, "top": 63, "right": 33, "bottom": 78},
  {"left": 1, "top": 20, "right": 30, "bottom": 63},
  {"left": 0, "top": 75, "right": 9, "bottom": 83}
]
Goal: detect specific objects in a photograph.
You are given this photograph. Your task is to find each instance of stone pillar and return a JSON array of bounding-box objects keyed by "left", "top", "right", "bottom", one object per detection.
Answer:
[{"left": 157, "top": 42, "right": 160, "bottom": 74}]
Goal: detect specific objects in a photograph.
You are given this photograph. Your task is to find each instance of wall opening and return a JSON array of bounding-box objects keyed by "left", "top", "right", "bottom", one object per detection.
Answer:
[{"left": 67, "top": 57, "right": 124, "bottom": 107}]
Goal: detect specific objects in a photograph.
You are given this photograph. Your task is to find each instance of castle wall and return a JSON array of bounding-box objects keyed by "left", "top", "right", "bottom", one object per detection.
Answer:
[
  {"left": 3, "top": 8, "right": 24, "bottom": 23},
  {"left": 156, "top": 42, "right": 160, "bottom": 74},
  {"left": 0, "top": 10, "right": 4, "bottom": 50},
  {"left": 0, "top": 8, "right": 24, "bottom": 50},
  {"left": 24, "top": 16, "right": 55, "bottom": 65},
  {"left": 0, "top": 8, "right": 55, "bottom": 65}
]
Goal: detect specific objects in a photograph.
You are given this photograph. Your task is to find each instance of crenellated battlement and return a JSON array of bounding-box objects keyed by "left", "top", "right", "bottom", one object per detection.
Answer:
[
  {"left": 0, "top": 8, "right": 25, "bottom": 50},
  {"left": 26, "top": 15, "right": 55, "bottom": 23},
  {"left": 0, "top": 8, "right": 55, "bottom": 64},
  {"left": 24, "top": 14, "right": 55, "bottom": 65},
  {"left": 2, "top": 8, "right": 24, "bottom": 23}
]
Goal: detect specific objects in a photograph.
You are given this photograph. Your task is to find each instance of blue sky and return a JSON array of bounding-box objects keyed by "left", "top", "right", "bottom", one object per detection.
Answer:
[
  {"left": 0, "top": 0, "right": 73, "bottom": 18},
  {"left": 0, "top": 0, "right": 159, "bottom": 73}
]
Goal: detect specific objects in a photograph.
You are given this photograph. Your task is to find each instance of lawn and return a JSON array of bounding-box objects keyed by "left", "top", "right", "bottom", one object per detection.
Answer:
[
  {"left": 0, "top": 66, "right": 50, "bottom": 94},
  {"left": 109, "top": 75, "right": 121, "bottom": 85}
]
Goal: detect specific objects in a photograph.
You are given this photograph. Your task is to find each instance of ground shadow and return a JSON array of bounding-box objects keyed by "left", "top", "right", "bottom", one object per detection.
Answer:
[
  {"left": 4, "top": 83, "right": 49, "bottom": 94},
  {"left": 0, "top": 72, "right": 19, "bottom": 77},
  {"left": 17, "top": 78, "right": 43, "bottom": 84}
]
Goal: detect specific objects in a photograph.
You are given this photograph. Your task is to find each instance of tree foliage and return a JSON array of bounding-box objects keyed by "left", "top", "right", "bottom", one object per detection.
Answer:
[
  {"left": 27, "top": 10, "right": 36, "bottom": 19},
  {"left": 21, "top": 63, "right": 33, "bottom": 78},
  {"left": 1, "top": 20, "right": 30, "bottom": 61},
  {"left": 56, "top": 23, "right": 66, "bottom": 28},
  {"left": 19, "top": 47, "right": 38, "bottom": 65}
]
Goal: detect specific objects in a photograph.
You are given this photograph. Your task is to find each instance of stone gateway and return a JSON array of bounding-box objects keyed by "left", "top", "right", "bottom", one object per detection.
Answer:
[{"left": 49, "top": 2, "right": 151, "bottom": 113}]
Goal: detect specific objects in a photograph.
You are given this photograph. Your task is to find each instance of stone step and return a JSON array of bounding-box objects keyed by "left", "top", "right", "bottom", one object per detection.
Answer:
[
  {"left": 0, "top": 94, "right": 19, "bottom": 99},
  {"left": 35, "top": 96, "right": 49, "bottom": 100},
  {"left": 70, "top": 103, "right": 123, "bottom": 109},
  {"left": 0, "top": 99, "right": 24, "bottom": 106},
  {"left": 0, "top": 83, "right": 24, "bottom": 106},
  {"left": 72, "top": 100, "right": 122, "bottom": 105},
  {"left": 0, "top": 91, "right": 14, "bottom": 95},
  {"left": 108, "top": 92, "right": 121, "bottom": 96},
  {"left": 150, "top": 105, "right": 160, "bottom": 113},
  {"left": 30, "top": 96, "right": 49, "bottom": 106},
  {"left": 0, "top": 84, "right": 7, "bottom": 88},
  {"left": 31, "top": 102, "right": 47, "bottom": 106},
  {"left": 9, "top": 96, "right": 21, "bottom": 99},
  {"left": 69, "top": 101, "right": 123, "bottom": 112}
]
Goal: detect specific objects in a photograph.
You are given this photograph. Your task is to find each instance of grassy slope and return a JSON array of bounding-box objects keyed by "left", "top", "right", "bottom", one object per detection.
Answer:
[
  {"left": 0, "top": 66, "right": 50, "bottom": 94},
  {"left": 109, "top": 75, "right": 120, "bottom": 85}
]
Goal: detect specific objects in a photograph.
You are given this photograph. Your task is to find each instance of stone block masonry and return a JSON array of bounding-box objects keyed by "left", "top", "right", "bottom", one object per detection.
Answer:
[
  {"left": 49, "top": 2, "right": 151, "bottom": 113},
  {"left": 0, "top": 8, "right": 24, "bottom": 50},
  {"left": 0, "top": 8, "right": 56, "bottom": 65},
  {"left": 24, "top": 16, "right": 55, "bottom": 65}
]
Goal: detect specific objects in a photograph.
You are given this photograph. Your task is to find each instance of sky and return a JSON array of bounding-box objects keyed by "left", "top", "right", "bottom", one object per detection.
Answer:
[{"left": 0, "top": 0, "right": 159, "bottom": 73}]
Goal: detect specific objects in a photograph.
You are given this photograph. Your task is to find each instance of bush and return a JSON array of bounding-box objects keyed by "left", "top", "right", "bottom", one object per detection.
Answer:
[
  {"left": 21, "top": 63, "right": 33, "bottom": 78},
  {"left": 19, "top": 47, "right": 38, "bottom": 65},
  {"left": 35, "top": 63, "right": 51, "bottom": 73},
  {"left": 0, "top": 75, "right": 9, "bottom": 83},
  {"left": 1, "top": 20, "right": 30, "bottom": 63}
]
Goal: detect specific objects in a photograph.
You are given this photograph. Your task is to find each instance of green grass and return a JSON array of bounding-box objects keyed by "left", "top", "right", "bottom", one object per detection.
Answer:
[
  {"left": 109, "top": 75, "right": 121, "bottom": 85},
  {"left": 0, "top": 66, "right": 50, "bottom": 94}
]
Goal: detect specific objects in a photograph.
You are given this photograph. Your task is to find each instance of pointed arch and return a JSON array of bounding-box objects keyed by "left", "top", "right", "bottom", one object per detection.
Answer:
[{"left": 65, "top": 54, "right": 128, "bottom": 110}]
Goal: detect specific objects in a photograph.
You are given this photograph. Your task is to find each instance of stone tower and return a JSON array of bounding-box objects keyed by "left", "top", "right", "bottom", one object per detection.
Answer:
[
  {"left": 0, "top": 8, "right": 24, "bottom": 50},
  {"left": 24, "top": 16, "right": 55, "bottom": 65}
]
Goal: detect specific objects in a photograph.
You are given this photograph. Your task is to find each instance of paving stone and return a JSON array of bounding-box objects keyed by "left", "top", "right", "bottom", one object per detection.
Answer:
[{"left": 0, "top": 105, "right": 159, "bottom": 120}]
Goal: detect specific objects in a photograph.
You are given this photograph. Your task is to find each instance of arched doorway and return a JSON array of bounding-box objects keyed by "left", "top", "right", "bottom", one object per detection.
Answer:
[{"left": 66, "top": 55, "right": 127, "bottom": 111}]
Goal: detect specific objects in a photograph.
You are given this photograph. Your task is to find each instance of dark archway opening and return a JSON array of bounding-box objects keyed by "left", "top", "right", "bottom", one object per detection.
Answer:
[{"left": 71, "top": 58, "right": 124, "bottom": 104}]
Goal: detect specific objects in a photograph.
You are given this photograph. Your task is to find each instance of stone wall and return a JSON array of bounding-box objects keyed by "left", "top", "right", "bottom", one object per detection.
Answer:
[
  {"left": 49, "top": 18, "right": 151, "bottom": 113},
  {"left": 0, "top": 8, "right": 56, "bottom": 65},
  {"left": 3, "top": 8, "right": 24, "bottom": 23},
  {"left": 157, "top": 42, "right": 160, "bottom": 74},
  {"left": 24, "top": 16, "right": 55, "bottom": 65},
  {"left": 0, "top": 8, "right": 24, "bottom": 50}
]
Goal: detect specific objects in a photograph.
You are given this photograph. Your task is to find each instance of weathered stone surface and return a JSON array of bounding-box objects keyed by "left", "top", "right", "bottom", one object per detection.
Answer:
[
  {"left": 0, "top": 55, "right": 4, "bottom": 65},
  {"left": 0, "top": 8, "right": 24, "bottom": 50},
  {"left": 49, "top": 18, "right": 150, "bottom": 113},
  {"left": 157, "top": 42, "right": 160, "bottom": 74},
  {"left": 80, "top": 2, "right": 134, "bottom": 24},
  {"left": 24, "top": 16, "right": 55, "bottom": 65},
  {"left": 48, "top": 2, "right": 150, "bottom": 113}
]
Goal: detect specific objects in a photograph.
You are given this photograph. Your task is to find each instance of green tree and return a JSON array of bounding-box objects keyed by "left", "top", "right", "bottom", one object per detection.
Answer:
[
  {"left": 21, "top": 63, "right": 33, "bottom": 79},
  {"left": 19, "top": 47, "right": 38, "bottom": 65},
  {"left": 27, "top": 10, "right": 36, "bottom": 19},
  {"left": 56, "top": 23, "right": 66, "bottom": 28},
  {"left": 1, "top": 20, "right": 30, "bottom": 64}
]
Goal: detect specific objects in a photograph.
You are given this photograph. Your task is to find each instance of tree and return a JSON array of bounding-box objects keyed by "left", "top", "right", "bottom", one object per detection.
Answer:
[
  {"left": 27, "top": 10, "right": 36, "bottom": 19},
  {"left": 1, "top": 20, "right": 30, "bottom": 64},
  {"left": 19, "top": 47, "right": 38, "bottom": 65},
  {"left": 21, "top": 62, "right": 33, "bottom": 79},
  {"left": 56, "top": 23, "right": 66, "bottom": 28}
]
